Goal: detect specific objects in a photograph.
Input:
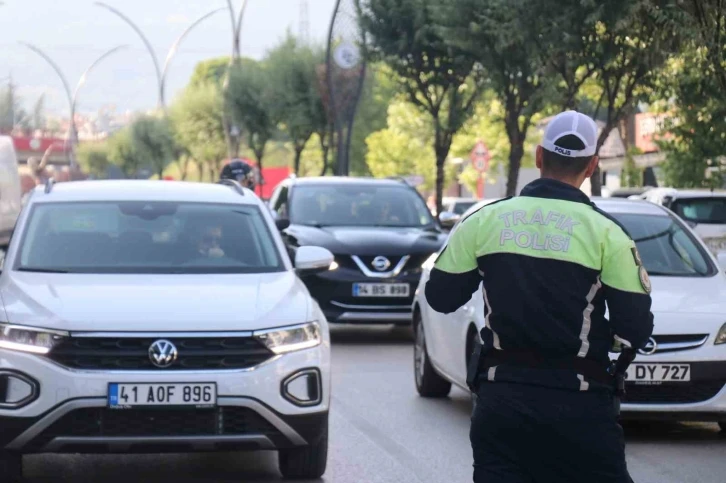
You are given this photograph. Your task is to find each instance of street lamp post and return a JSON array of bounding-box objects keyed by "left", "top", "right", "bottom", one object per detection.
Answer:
[
  {"left": 222, "top": 0, "right": 250, "bottom": 160},
  {"left": 95, "top": 3, "right": 225, "bottom": 110},
  {"left": 19, "top": 42, "right": 128, "bottom": 168}
]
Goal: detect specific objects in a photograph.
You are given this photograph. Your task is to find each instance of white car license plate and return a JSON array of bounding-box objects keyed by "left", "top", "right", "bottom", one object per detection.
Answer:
[
  {"left": 353, "top": 283, "right": 409, "bottom": 297},
  {"left": 624, "top": 364, "right": 691, "bottom": 383},
  {"left": 108, "top": 383, "right": 216, "bottom": 408}
]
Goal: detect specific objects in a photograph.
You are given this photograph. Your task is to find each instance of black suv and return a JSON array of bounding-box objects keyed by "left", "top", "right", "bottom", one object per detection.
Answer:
[{"left": 268, "top": 177, "right": 446, "bottom": 325}]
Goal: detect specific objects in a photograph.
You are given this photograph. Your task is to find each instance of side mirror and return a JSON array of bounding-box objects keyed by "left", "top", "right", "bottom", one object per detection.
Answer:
[
  {"left": 717, "top": 252, "right": 726, "bottom": 272},
  {"left": 275, "top": 218, "right": 291, "bottom": 231},
  {"left": 294, "top": 246, "right": 334, "bottom": 274},
  {"left": 438, "top": 211, "right": 460, "bottom": 230}
]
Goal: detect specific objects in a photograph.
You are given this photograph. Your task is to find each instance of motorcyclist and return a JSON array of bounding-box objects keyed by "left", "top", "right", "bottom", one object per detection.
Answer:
[{"left": 220, "top": 159, "right": 257, "bottom": 192}]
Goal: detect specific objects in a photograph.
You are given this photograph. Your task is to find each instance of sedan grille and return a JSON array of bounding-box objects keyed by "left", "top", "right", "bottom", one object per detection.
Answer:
[
  {"left": 47, "top": 336, "right": 275, "bottom": 370},
  {"left": 623, "top": 381, "right": 725, "bottom": 404},
  {"left": 646, "top": 334, "right": 709, "bottom": 354}
]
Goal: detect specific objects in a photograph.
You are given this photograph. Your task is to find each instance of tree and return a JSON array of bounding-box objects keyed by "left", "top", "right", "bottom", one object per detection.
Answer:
[
  {"left": 0, "top": 81, "right": 28, "bottom": 134},
  {"left": 682, "top": 1, "right": 726, "bottom": 92},
  {"left": 266, "top": 35, "right": 324, "bottom": 174},
  {"left": 32, "top": 95, "right": 46, "bottom": 132},
  {"left": 582, "top": 1, "right": 684, "bottom": 195},
  {"left": 107, "top": 127, "right": 143, "bottom": 178},
  {"left": 441, "top": 0, "right": 551, "bottom": 197},
  {"left": 130, "top": 115, "right": 176, "bottom": 179},
  {"left": 76, "top": 142, "right": 111, "bottom": 179},
  {"left": 227, "top": 59, "right": 278, "bottom": 178},
  {"left": 170, "top": 83, "right": 228, "bottom": 181},
  {"left": 361, "top": 0, "right": 485, "bottom": 215}
]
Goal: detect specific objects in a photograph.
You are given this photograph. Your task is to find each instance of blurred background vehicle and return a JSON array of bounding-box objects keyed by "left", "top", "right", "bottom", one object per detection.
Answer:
[
  {"left": 413, "top": 197, "right": 726, "bottom": 432},
  {"left": 437, "top": 197, "right": 479, "bottom": 230},
  {"left": 0, "top": 136, "right": 23, "bottom": 247},
  {"left": 637, "top": 188, "right": 726, "bottom": 255}
]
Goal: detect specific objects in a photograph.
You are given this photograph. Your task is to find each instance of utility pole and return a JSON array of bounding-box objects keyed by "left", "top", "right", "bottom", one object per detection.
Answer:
[
  {"left": 95, "top": 3, "right": 225, "bottom": 111},
  {"left": 222, "top": 0, "right": 251, "bottom": 160}
]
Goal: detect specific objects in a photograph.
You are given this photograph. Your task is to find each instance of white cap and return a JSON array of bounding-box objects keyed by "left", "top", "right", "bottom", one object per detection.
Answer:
[{"left": 541, "top": 110, "right": 598, "bottom": 158}]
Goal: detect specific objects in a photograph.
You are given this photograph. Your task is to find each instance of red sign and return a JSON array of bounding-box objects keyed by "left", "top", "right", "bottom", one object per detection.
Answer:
[{"left": 471, "top": 140, "right": 490, "bottom": 173}]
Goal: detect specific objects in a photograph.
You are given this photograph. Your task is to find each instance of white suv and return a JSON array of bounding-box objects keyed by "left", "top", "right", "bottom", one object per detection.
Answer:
[{"left": 0, "top": 179, "right": 333, "bottom": 481}]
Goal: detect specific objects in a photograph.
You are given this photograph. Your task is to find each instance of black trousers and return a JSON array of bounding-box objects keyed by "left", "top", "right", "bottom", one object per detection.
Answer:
[{"left": 470, "top": 382, "right": 634, "bottom": 483}]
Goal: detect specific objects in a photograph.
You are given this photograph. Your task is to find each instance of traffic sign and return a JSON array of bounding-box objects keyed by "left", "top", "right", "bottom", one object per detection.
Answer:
[{"left": 471, "top": 140, "right": 491, "bottom": 173}]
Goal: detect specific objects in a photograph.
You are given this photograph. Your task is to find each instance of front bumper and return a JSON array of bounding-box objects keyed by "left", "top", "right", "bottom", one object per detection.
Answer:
[
  {"left": 619, "top": 360, "right": 726, "bottom": 421},
  {"left": 303, "top": 265, "right": 422, "bottom": 324},
  {"left": 0, "top": 345, "right": 330, "bottom": 453}
]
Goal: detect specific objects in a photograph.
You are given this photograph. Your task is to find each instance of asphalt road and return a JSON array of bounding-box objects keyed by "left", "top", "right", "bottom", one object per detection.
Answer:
[{"left": 22, "top": 326, "right": 726, "bottom": 483}]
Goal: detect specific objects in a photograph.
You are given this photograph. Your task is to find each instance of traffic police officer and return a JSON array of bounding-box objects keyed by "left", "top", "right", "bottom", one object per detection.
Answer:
[
  {"left": 220, "top": 159, "right": 257, "bottom": 192},
  {"left": 425, "top": 111, "right": 654, "bottom": 483}
]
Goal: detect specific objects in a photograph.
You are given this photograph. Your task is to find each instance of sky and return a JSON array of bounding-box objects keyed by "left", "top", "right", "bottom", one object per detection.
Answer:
[{"left": 0, "top": 0, "right": 337, "bottom": 116}]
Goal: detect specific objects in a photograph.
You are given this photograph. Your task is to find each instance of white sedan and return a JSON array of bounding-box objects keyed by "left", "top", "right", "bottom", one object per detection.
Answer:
[{"left": 413, "top": 197, "right": 726, "bottom": 429}]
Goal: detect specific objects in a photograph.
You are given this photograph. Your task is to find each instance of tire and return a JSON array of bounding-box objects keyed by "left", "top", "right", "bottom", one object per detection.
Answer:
[
  {"left": 413, "top": 311, "right": 452, "bottom": 398},
  {"left": 0, "top": 452, "right": 22, "bottom": 483},
  {"left": 278, "top": 419, "right": 328, "bottom": 479}
]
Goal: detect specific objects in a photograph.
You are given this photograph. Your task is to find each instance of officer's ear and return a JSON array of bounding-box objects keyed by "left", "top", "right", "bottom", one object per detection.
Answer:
[
  {"left": 535, "top": 146, "right": 544, "bottom": 170},
  {"left": 584, "top": 155, "right": 599, "bottom": 178}
]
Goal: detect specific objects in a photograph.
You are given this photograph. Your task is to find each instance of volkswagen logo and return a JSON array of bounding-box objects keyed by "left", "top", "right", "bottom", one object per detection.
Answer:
[
  {"left": 148, "top": 340, "right": 178, "bottom": 368},
  {"left": 371, "top": 256, "right": 391, "bottom": 272},
  {"left": 638, "top": 337, "right": 658, "bottom": 356}
]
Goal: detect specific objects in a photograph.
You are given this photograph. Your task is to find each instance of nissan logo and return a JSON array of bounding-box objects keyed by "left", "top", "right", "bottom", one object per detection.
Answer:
[
  {"left": 148, "top": 340, "right": 178, "bottom": 368},
  {"left": 371, "top": 256, "right": 391, "bottom": 272},
  {"left": 638, "top": 337, "right": 657, "bottom": 355}
]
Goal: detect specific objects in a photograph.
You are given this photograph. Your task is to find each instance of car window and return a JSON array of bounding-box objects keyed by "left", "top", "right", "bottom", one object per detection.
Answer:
[
  {"left": 612, "top": 213, "right": 715, "bottom": 277},
  {"left": 16, "top": 201, "right": 284, "bottom": 274},
  {"left": 670, "top": 197, "right": 726, "bottom": 224},
  {"left": 452, "top": 201, "right": 477, "bottom": 215},
  {"left": 289, "top": 184, "right": 434, "bottom": 228}
]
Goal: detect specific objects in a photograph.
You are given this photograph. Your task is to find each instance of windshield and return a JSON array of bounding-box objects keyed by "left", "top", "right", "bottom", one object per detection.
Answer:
[
  {"left": 611, "top": 213, "right": 715, "bottom": 277},
  {"left": 670, "top": 197, "right": 726, "bottom": 224},
  {"left": 452, "top": 201, "right": 478, "bottom": 215},
  {"left": 16, "top": 202, "right": 283, "bottom": 274},
  {"left": 290, "top": 184, "right": 435, "bottom": 228}
]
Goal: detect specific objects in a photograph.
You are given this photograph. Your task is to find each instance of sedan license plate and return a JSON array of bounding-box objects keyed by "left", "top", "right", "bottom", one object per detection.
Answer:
[
  {"left": 108, "top": 383, "right": 216, "bottom": 408},
  {"left": 353, "top": 283, "right": 409, "bottom": 297},
  {"left": 624, "top": 364, "right": 691, "bottom": 383}
]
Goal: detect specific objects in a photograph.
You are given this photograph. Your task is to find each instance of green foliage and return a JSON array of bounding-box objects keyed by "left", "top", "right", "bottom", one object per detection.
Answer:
[
  {"left": 226, "top": 59, "right": 278, "bottom": 168},
  {"left": 130, "top": 115, "right": 176, "bottom": 179},
  {"left": 361, "top": 0, "right": 485, "bottom": 214},
  {"left": 440, "top": 0, "right": 556, "bottom": 196},
  {"left": 265, "top": 35, "right": 325, "bottom": 174},
  {"left": 620, "top": 150, "right": 643, "bottom": 187},
  {"left": 107, "top": 127, "right": 143, "bottom": 178},
  {"left": 189, "top": 57, "right": 230, "bottom": 87},
  {"left": 76, "top": 142, "right": 111, "bottom": 179},
  {"left": 170, "top": 83, "right": 228, "bottom": 180}
]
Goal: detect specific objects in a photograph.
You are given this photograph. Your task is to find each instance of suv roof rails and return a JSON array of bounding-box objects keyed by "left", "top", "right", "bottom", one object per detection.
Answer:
[
  {"left": 217, "top": 179, "right": 245, "bottom": 196},
  {"left": 44, "top": 178, "right": 55, "bottom": 194}
]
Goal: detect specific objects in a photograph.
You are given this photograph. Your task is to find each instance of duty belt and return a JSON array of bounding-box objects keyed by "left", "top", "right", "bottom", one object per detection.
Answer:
[{"left": 480, "top": 350, "right": 613, "bottom": 386}]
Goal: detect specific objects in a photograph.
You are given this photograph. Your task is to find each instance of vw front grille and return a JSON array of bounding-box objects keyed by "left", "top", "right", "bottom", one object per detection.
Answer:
[{"left": 47, "top": 336, "right": 275, "bottom": 370}]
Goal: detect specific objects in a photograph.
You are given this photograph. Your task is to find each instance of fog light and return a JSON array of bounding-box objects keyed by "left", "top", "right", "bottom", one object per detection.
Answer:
[
  {"left": 0, "top": 371, "right": 38, "bottom": 408},
  {"left": 282, "top": 369, "right": 322, "bottom": 407}
]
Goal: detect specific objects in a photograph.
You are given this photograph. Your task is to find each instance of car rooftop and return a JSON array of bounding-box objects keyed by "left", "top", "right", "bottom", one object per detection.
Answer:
[
  {"left": 591, "top": 197, "right": 669, "bottom": 216},
  {"left": 29, "top": 180, "right": 260, "bottom": 204},
  {"left": 290, "top": 176, "right": 413, "bottom": 186},
  {"left": 643, "top": 187, "right": 726, "bottom": 198}
]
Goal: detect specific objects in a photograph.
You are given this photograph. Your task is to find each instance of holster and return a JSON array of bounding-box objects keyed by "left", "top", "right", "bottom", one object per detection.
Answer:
[{"left": 466, "top": 339, "right": 487, "bottom": 393}]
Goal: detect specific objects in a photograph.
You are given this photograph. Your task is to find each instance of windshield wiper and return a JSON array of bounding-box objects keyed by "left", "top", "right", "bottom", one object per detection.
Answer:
[{"left": 17, "top": 267, "right": 70, "bottom": 273}]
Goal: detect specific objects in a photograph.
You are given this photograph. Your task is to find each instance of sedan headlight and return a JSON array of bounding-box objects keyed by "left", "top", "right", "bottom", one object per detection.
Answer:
[
  {"left": 253, "top": 322, "right": 322, "bottom": 354},
  {"left": 0, "top": 324, "right": 68, "bottom": 354},
  {"left": 715, "top": 323, "right": 726, "bottom": 345}
]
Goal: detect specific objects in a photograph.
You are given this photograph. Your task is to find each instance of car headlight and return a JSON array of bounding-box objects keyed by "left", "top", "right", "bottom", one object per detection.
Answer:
[
  {"left": 253, "top": 322, "right": 322, "bottom": 354},
  {"left": 716, "top": 323, "right": 726, "bottom": 345},
  {"left": 421, "top": 252, "right": 438, "bottom": 271},
  {"left": 0, "top": 324, "right": 68, "bottom": 354},
  {"left": 329, "top": 260, "right": 339, "bottom": 271}
]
